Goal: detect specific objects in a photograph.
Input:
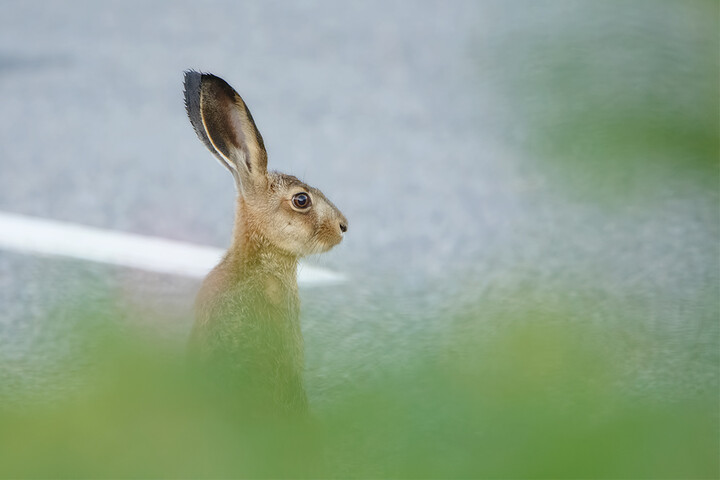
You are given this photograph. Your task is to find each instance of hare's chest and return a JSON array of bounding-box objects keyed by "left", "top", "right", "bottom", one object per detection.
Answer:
[{"left": 223, "top": 282, "right": 301, "bottom": 346}]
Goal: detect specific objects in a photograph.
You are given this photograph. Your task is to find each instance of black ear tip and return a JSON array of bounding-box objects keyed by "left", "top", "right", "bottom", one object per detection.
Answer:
[
  {"left": 183, "top": 70, "right": 235, "bottom": 98},
  {"left": 183, "top": 69, "right": 212, "bottom": 150},
  {"left": 183, "top": 69, "right": 202, "bottom": 94},
  {"left": 183, "top": 69, "right": 231, "bottom": 118}
]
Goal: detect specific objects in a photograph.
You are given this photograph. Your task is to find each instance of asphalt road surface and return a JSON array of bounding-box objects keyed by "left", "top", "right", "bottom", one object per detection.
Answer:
[{"left": 0, "top": 1, "right": 717, "bottom": 400}]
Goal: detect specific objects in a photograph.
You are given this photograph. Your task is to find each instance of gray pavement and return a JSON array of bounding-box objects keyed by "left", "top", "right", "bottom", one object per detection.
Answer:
[{"left": 0, "top": 1, "right": 717, "bottom": 400}]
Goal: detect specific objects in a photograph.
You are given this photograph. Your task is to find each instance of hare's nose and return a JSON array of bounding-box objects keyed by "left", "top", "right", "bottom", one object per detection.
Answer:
[{"left": 339, "top": 222, "right": 347, "bottom": 233}]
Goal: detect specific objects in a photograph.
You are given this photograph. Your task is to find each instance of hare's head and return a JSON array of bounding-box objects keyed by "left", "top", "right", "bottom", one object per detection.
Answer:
[{"left": 184, "top": 71, "right": 347, "bottom": 258}]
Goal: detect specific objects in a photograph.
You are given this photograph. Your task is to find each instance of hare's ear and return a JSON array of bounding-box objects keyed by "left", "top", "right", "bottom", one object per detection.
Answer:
[{"left": 183, "top": 70, "right": 268, "bottom": 190}]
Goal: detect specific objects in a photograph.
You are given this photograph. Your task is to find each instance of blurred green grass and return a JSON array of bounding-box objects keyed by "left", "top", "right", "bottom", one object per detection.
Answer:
[
  {"left": 0, "top": 293, "right": 716, "bottom": 478},
  {"left": 482, "top": 0, "right": 719, "bottom": 207}
]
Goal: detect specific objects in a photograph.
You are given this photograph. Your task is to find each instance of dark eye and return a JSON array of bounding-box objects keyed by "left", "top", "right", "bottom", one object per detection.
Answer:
[{"left": 292, "top": 192, "right": 311, "bottom": 209}]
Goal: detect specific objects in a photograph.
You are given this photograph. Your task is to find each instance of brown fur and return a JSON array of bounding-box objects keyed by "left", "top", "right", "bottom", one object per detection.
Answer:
[{"left": 183, "top": 71, "right": 347, "bottom": 413}]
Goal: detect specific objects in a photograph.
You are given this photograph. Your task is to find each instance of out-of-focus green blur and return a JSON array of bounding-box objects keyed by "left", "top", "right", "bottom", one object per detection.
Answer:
[
  {"left": 0, "top": 0, "right": 717, "bottom": 478},
  {"left": 0, "top": 289, "right": 717, "bottom": 478}
]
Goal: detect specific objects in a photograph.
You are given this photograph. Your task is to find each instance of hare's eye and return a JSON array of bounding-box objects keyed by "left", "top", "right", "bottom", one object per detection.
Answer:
[{"left": 292, "top": 192, "right": 311, "bottom": 210}]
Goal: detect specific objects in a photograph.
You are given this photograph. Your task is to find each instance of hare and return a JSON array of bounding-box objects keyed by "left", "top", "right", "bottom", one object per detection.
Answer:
[{"left": 183, "top": 71, "right": 347, "bottom": 413}]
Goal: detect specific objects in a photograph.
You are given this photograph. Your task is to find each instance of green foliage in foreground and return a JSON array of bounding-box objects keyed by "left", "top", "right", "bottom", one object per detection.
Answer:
[{"left": 0, "top": 300, "right": 716, "bottom": 479}]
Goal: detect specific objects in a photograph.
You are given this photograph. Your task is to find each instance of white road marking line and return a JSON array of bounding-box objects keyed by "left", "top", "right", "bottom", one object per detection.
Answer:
[{"left": 0, "top": 212, "right": 345, "bottom": 285}]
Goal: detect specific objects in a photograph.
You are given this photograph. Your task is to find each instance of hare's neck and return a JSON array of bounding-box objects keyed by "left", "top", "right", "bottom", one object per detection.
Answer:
[{"left": 229, "top": 199, "right": 299, "bottom": 292}]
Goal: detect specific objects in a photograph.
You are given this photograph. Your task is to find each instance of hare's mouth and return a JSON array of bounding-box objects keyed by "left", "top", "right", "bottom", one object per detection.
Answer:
[
  {"left": 306, "top": 233, "right": 343, "bottom": 255},
  {"left": 310, "top": 240, "right": 339, "bottom": 255}
]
